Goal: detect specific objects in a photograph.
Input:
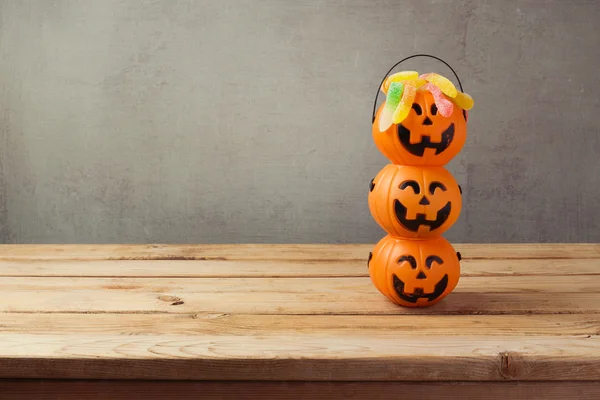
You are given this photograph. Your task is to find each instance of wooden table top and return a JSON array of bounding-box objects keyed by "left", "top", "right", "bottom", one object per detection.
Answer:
[{"left": 1, "top": 243, "right": 599, "bottom": 383}]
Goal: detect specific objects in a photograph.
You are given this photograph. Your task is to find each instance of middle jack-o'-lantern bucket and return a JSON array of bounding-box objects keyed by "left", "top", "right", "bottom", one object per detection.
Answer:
[{"left": 367, "top": 54, "right": 474, "bottom": 307}]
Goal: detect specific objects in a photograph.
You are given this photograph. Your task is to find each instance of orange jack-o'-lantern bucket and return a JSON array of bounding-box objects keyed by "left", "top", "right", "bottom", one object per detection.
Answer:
[{"left": 370, "top": 54, "right": 474, "bottom": 167}]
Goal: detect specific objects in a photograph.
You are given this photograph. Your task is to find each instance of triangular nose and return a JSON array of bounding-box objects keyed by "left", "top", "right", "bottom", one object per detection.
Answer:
[
  {"left": 423, "top": 116, "right": 433, "bottom": 126},
  {"left": 416, "top": 271, "right": 427, "bottom": 279},
  {"left": 419, "top": 196, "right": 430, "bottom": 205}
]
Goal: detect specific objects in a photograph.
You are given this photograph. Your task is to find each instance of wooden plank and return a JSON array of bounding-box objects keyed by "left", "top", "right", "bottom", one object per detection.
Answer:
[
  {"left": 0, "top": 244, "right": 599, "bottom": 261},
  {"left": 0, "top": 291, "right": 598, "bottom": 315},
  {"left": 0, "top": 333, "right": 599, "bottom": 381},
  {"left": 0, "top": 276, "right": 599, "bottom": 315},
  {"left": 1, "top": 380, "right": 600, "bottom": 400},
  {"left": 0, "top": 260, "right": 367, "bottom": 278},
  {"left": 1, "top": 275, "right": 599, "bottom": 293},
  {"left": 0, "top": 313, "right": 599, "bottom": 336},
  {"left": 0, "top": 244, "right": 370, "bottom": 261},
  {"left": 1, "top": 258, "right": 599, "bottom": 278},
  {"left": 455, "top": 243, "right": 600, "bottom": 259},
  {"left": 462, "top": 258, "right": 600, "bottom": 277}
]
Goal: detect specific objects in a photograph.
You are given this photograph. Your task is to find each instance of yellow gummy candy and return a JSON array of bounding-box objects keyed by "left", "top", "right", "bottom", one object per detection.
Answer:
[
  {"left": 392, "top": 83, "right": 416, "bottom": 124},
  {"left": 421, "top": 73, "right": 458, "bottom": 98},
  {"left": 452, "top": 91, "right": 474, "bottom": 110},
  {"left": 412, "top": 77, "right": 427, "bottom": 88},
  {"left": 382, "top": 70, "right": 419, "bottom": 93}
]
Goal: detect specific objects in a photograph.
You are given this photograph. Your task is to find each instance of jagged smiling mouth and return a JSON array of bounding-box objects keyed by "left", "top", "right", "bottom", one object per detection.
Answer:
[
  {"left": 394, "top": 200, "right": 451, "bottom": 232},
  {"left": 398, "top": 123, "right": 455, "bottom": 156},
  {"left": 392, "top": 274, "right": 449, "bottom": 303}
]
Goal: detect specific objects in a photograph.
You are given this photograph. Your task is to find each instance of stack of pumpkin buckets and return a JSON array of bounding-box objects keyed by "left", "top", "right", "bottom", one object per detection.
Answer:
[{"left": 368, "top": 64, "right": 474, "bottom": 307}]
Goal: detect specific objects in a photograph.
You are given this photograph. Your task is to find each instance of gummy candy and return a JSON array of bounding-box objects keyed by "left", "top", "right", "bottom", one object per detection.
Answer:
[
  {"left": 389, "top": 70, "right": 419, "bottom": 82},
  {"left": 451, "top": 91, "right": 474, "bottom": 110},
  {"left": 412, "top": 77, "right": 427, "bottom": 88},
  {"left": 378, "top": 82, "right": 404, "bottom": 131},
  {"left": 421, "top": 73, "right": 458, "bottom": 98},
  {"left": 423, "top": 83, "right": 454, "bottom": 117},
  {"left": 392, "top": 82, "right": 417, "bottom": 124},
  {"left": 386, "top": 82, "right": 404, "bottom": 109},
  {"left": 378, "top": 110, "right": 393, "bottom": 132},
  {"left": 377, "top": 69, "right": 471, "bottom": 131},
  {"left": 382, "top": 71, "right": 418, "bottom": 93}
]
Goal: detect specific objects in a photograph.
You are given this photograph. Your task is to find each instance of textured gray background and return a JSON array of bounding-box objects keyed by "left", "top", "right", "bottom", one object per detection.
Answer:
[{"left": 0, "top": 0, "right": 599, "bottom": 244}]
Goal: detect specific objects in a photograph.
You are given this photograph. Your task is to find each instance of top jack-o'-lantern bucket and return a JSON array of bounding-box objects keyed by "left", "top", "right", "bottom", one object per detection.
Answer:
[{"left": 371, "top": 54, "right": 474, "bottom": 167}]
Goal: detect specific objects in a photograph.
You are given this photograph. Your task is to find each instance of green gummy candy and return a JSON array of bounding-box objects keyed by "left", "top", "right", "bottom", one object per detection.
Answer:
[{"left": 386, "top": 82, "right": 404, "bottom": 109}]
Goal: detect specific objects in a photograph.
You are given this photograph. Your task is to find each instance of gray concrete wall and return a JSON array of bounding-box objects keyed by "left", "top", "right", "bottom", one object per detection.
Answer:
[{"left": 0, "top": 0, "right": 598, "bottom": 244}]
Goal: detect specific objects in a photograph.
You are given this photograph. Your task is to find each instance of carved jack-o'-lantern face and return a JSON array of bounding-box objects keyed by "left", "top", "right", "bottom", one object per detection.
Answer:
[
  {"left": 369, "top": 164, "right": 462, "bottom": 239},
  {"left": 372, "top": 89, "right": 467, "bottom": 166},
  {"left": 368, "top": 235, "right": 461, "bottom": 307}
]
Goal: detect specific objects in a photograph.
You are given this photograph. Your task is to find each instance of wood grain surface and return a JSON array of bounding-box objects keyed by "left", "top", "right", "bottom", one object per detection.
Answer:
[
  {"left": 2, "top": 380, "right": 600, "bottom": 400},
  {"left": 0, "top": 313, "right": 598, "bottom": 336},
  {"left": 0, "top": 243, "right": 599, "bottom": 260},
  {"left": 0, "top": 244, "right": 598, "bottom": 384},
  {"left": 0, "top": 258, "right": 598, "bottom": 277}
]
